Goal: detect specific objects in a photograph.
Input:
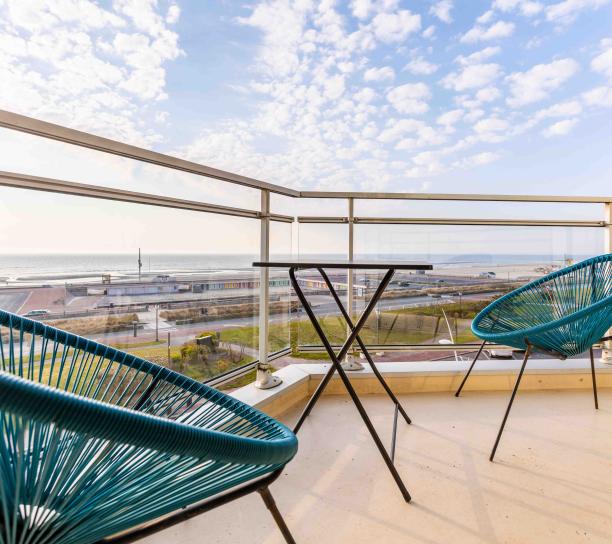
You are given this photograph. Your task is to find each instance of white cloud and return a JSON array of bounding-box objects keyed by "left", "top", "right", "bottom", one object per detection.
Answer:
[
  {"left": 477, "top": 10, "right": 495, "bottom": 24},
  {"left": 166, "top": 4, "right": 180, "bottom": 24},
  {"left": 453, "top": 151, "right": 501, "bottom": 168},
  {"left": 461, "top": 20, "right": 515, "bottom": 43},
  {"left": 476, "top": 86, "right": 501, "bottom": 102},
  {"left": 386, "top": 83, "right": 430, "bottom": 114},
  {"left": 354, "top": 87, "right": 378, "bottom": 103},
  {"left": 542, "top": 118, "right": 578, "bottom": 137},
  {"left": 456, "top": 46, "right": 501, "bottom": 66},
  {"left": 546, "top": 0, "right": 611, "bottom": 24},
  {"left": 474, "top": 117, "right": 510, "bottom": 133},
  {"left": 371, "top": 10, "right": 421, "bottom": 43},
  {"left": 364, "top": 66, "right": 395, "bottom": 81},
  {"left": 582, "top": 85, "right": 612, "bottom": 107},
  {"left": 506, "top": 58, "right": 579, "bottom": 107},
  {"left": 441, "top": 63, "right": 502, "bottom": 91},
  {"left": 473, "top": 116, "right": 510, "bottom": 141},
  {"left": 422, "top": 25, "right": 436, "bottom": 39},
  {"left": 591, "top": 39, "right": 612, "bottom": 82},
  {"left": 350, "top": 0, "right": 374, "bottom": 20},
  {"left": 238, "top": 0, "right": 311, "bottom": 76},
  {"left": 377, "top": 118, "right": 446, "bottom": 150},
  {"left": 436, "top": 109, "right": 464, "bottom": 128},
  {"left": 494, "top": 0, "right": 544, "bottom": 16},
  {"left": 405, "top": 57, "right": 439, "bottom": 75},
  {"left": 430, "top": 1, "right": 453, "bottom": 23},
  {"left": 0, "top": 0, "right": 181, "bottom": 145},
  {"left": 536, "top": 99, "right": 583, "bottom": 118}
]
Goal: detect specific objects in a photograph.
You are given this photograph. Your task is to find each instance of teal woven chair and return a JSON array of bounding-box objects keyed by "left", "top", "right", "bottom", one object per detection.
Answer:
[
  {"left": 0, "top": 310, "right": 298, "bottom": 544},
  {"left": 455, "top": 254, "right": 612, "bottom": 461}
]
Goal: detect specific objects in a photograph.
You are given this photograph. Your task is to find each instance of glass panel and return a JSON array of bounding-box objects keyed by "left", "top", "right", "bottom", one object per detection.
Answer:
[
  {"left": 0, "top": 128, "right": 261, "bottom": 211},
  {"left": 281, "top": 220, "right": 604, "bottom": 365},
  {"left": 0, "top": 186, "right": 261, "bottom": 385},
  {"left": 353, "top": 198, "right": 603, "bottom": 222}
]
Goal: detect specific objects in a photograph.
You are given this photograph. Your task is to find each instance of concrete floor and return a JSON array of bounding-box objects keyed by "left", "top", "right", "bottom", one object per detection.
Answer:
[{"left": 142, "top": 390, "right": 612, "bottom": 544}]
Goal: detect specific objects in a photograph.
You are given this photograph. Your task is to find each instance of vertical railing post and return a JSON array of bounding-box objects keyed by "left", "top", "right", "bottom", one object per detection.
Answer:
[
  {"left": 343, "top": 197, "right": 363, "bottom": 371},
  {"left": 255, "top": 189, "right": 281, "bottom": 388},
  {"left": 602, "top": 202, "right": 612, "bottom": 363}
]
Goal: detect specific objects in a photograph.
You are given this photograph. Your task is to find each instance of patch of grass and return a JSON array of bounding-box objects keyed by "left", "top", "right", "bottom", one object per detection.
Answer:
[
  {"left": 390, "top": 299, "right": 494, "bottom": 319},
  {"left": 46, "top": 314, "right": 139, "bottom": 336}
]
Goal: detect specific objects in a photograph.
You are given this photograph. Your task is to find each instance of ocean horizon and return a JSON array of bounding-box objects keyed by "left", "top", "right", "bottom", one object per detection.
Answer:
[{"left": 0, "top": 252, "right": 590, "bottom": 282}]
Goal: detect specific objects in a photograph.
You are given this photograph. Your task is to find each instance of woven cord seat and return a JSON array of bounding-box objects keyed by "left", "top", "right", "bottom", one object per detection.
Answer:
[
  {"left": 455, "top": 254, "right": 612, "bottom": 461},
  {"left": 0, "top": 310, "right": 298, "bottom": 544}
]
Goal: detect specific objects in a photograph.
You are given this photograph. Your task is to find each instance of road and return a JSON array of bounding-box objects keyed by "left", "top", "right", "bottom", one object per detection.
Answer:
[{"left": 91, "top": 290, "right": 500, "bottom": 350}]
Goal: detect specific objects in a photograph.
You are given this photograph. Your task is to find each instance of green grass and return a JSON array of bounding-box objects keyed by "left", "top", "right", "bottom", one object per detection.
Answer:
[
  {"left": 216, "top": 301, "right": 484, "bottom": 353},
  {"left": 390, "top": 299, "right": 493, "bottom": 319}
]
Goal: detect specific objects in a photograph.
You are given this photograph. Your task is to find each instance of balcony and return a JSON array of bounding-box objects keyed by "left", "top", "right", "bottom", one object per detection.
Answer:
[
  {"left": 142, "top": 387, "right": 612, "bottom": 543},
  {"left": 0, "top": 109, "right": 611, "bottom": 544}
]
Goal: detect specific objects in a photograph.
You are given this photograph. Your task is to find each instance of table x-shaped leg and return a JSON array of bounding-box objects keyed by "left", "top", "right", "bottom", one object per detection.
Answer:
[{"left": 289, "top": 267, "right": 412, "bottom": 502}]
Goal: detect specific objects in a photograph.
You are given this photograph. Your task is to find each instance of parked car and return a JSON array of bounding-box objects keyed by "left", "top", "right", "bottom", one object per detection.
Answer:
[{"left": 24, "top": 309, "right": 50, "bottom": 318}]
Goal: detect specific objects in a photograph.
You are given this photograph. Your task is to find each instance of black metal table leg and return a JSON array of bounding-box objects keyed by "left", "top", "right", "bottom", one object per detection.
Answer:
[
  {"left": 317, "top": 268, "right": 412, "bottom": 425},
  {"left": 289, "top": 267, "right": 412, "bottom": 502},
  {"left": 291, "top": 267, "right": 395, "bottom": 433}
]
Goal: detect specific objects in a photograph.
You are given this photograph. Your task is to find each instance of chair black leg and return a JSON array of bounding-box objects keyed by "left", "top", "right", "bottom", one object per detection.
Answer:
[
  {"left": 258, "top": 487, "right": 296, "bottom": 544},
  {"left": 490, "top": 344, "right": 532, "bottom": 462},
  {"left": 455, "top": 340, "right": 486, "bottom": 397},
  {"left": 589, "top": 347, "right": 599, "bottom": 410}
]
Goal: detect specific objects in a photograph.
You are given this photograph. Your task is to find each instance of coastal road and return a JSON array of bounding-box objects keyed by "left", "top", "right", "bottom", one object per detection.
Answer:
[{"left": 88, "top": 290, "right": 500, "bottom": 350}]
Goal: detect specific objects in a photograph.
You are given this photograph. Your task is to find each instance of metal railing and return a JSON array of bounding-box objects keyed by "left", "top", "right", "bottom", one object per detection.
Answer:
[{"left": 1, "top": 109, "right": 611, "bottom": 387}]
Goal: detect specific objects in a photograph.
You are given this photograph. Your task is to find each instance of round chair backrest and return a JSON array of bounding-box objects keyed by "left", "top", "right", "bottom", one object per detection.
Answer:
[{"left": 472, "top": 254, "right": 612, "bottom": 355}]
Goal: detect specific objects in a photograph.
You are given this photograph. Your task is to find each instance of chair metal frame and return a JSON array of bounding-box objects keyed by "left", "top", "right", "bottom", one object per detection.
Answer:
[
  {"left": 454, "top": 254, "right": 612, "bottom": 462},
  {"left": 0, "top": 310, "right": 298, "bottom": 544}
]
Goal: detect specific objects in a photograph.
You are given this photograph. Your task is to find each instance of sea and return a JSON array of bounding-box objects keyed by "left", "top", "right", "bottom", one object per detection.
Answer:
[{"left": 0, "top": 252, "right": 590, "bottom": 284}]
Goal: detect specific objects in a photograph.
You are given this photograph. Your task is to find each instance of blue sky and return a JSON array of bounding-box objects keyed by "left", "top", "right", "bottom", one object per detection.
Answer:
[{"left": 0, "top": 0, "right": 610, "bottom": 254}]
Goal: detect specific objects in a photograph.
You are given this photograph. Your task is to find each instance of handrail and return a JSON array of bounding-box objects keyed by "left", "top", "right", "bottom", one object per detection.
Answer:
[
  {"left": 0, "top": 109, "right": 300, "bottom": 198},
  {"left": 0, "top": 171, "right": 293, "bottom": 222},
  {"left": 1, "top": 109, "right": 610, "bottom": 204},
  {"left": 299, "top": 191, "right": 612, "bottom": 204},
  {"left": 297, "top": 216, "right": 607, "bottom": 227}
]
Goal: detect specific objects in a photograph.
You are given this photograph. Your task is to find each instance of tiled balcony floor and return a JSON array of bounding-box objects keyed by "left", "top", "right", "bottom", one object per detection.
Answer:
[{"left": 143, "top": 390, "right": 612, "bottom": 543}]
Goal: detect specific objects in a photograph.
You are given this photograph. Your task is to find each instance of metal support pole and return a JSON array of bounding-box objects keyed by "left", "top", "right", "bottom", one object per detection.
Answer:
[
  {"left": 343, "top": 197, "right": 363, "bottom": 371},
  {"left": 256, "top": 190, "right": 281, "bottom": 389},
  {"left": 155, "top": 304, "right": 159, "bottom": 342},
  {"left": 602, "top": 202, "right": 612, "bottom": 363}
]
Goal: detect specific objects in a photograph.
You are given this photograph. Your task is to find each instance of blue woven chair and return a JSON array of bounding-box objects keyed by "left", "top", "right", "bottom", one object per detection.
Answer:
[
  {"left": 455, "top": 254, "right": 612, "bottom": 461},
  {"left": 0, "top": 310, "right": 298, "bottom": 544}
]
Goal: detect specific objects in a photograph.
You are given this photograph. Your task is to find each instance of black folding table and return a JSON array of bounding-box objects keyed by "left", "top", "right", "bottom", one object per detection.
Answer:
[{"left": 253, "top": 260, "right": 433, "bottom": 502}]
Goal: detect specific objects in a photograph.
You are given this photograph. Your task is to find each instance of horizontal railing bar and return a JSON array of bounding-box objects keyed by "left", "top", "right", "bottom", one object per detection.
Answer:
[
  {"left": 0, "top": 171, "right": 293, "bottom": 223},
  {"left": 299, "top": 190, "right": 612, "bottom": 204},
  {"left": 297, "top": 343, "right": 511, "bottom": 352},
  {"left": 298, "top": 216, "right": 607, "bottom": 227},
  {"left": 0, "top": 109, "right": 300, "bottom": 198},
  {"left": 1, "top": 110, "right": 609, "bottom": 207}
]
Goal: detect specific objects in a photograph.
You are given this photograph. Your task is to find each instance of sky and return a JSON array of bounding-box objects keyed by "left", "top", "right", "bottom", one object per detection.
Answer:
[{"left": 0, "top": 0, "right": 610, "bottom": 255}]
